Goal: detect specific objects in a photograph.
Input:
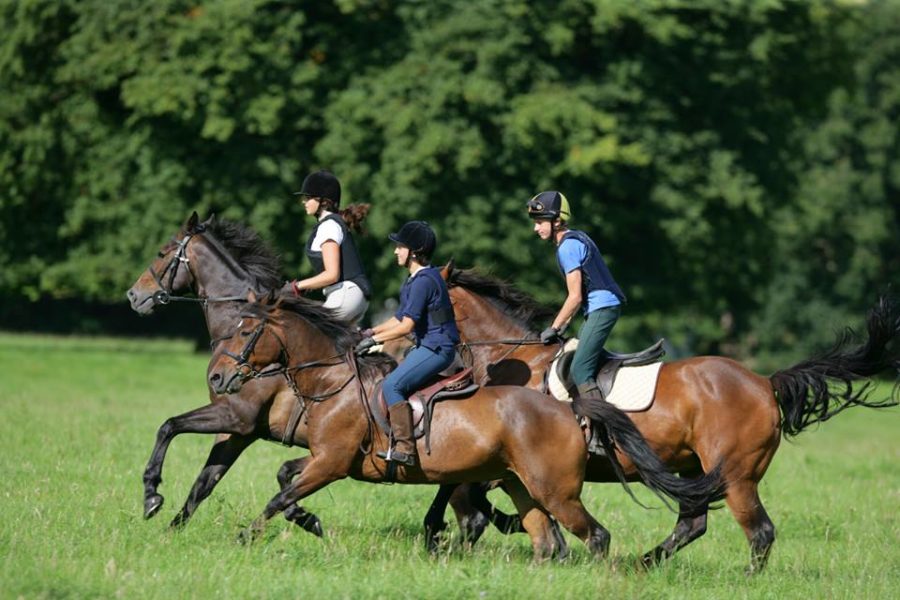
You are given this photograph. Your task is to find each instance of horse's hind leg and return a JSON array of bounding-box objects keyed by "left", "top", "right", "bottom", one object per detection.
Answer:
[
  {"left": 447, "top": 482, "right": 525, "bottom": 549},
  {"left": 640, "top": 500, "right": 709, "bottom": 568},
  {"left": 503, "top": 477, "right": 569, "bottom": 562},
  {"left": 276, "top": 456, "right": 323, "bottom": 537},
  {"left": 169, "top": 433, "right": 254, "bottom": 528},
  {"left": 726, "top": 479, "right": 776, "bottom": 574}
]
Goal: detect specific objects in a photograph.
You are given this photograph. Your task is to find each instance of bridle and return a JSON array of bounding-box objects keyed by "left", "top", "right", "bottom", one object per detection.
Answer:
[
  {"left": 220, "top": 314, "right": 358, "bottom": 444},
  {"left": 145, "top": 229, "right": 248, "bottom": 307}
]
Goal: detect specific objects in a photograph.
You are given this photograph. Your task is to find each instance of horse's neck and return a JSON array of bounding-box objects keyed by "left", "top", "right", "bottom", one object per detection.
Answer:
[
  {"left": 461, "top": 293, "right": 533, "bottom": 341},
  {"left": 192, "top": 236, "right": 260, "bottom": 342}
]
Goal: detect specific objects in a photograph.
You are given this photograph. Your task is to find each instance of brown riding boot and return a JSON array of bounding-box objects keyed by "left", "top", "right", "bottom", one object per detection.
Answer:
[{"left": 377, "top": 401, "right": 418, "bottom": 467}]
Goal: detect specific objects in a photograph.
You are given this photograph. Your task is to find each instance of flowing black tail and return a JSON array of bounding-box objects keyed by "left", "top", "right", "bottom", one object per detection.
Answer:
[
  {"left": 573, "top": 397, "right": 727, "bottom": 512},
  {"left": 770, "top": 295, "right": 900, "bottom": 438}
]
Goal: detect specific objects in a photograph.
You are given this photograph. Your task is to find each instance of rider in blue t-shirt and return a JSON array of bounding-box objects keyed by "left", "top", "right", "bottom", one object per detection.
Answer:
[
  {"left": 527, "top": 191, "right": 625, "bottom": 404},
  {"left": 354, "top": 221, "right": 459, "bottom": 467}
]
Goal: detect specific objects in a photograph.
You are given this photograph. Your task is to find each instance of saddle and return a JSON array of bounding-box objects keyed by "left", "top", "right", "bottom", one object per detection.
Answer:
[
  {"left": 369, "top": 367, "right": 479, "bottom": 455},
  {"left": 550, "top": 339, "right": 666, "bottom": 400}
]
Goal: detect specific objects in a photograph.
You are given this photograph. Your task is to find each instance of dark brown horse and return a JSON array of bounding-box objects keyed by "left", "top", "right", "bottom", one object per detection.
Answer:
[
  {"left": 432, "top": 265, "right": 900, "bottom": 572},
  {"left": 126, "top": 212, "right": 322, "bottom": 534},
  {"left": 203, "top": 293, "right": 724, "bottom": 559}
]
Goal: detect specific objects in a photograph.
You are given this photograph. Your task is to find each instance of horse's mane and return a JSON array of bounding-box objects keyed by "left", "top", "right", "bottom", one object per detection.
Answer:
[
  {"left": 244, "top": 296, "right": 396, "bottom": 375},
  {"left": 447, "top": 267, "right": 555, "bottom": 333},
  {"left": 200, "top": 219, "right": 283, "bottom": 292}
]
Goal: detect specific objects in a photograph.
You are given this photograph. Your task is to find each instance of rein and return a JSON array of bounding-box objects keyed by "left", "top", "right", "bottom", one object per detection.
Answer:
[{"left": 221, "top": 316, "right": 359, "bottom": 445}]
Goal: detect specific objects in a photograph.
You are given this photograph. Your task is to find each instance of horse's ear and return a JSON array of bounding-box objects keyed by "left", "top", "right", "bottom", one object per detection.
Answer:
[
  {"left": 440, "top": 258, "right": 455, "bottom": 282},
  {"left": 201, "top": 213, "right": 216, "bottom": 228},
  {"left": 186, "top": 211, "right": 199, "bottom": 232}
]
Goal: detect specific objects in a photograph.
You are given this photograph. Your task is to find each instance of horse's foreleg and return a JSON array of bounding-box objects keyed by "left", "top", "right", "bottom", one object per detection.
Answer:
[
  {"left": 168, "top": 433, "right": 255, "bottom": 529},
  {"left": 422, "top": 484, "right": 457, "bottom": 553},
  {"left": 277, "top": 456, "right": 323, "bottom": 537},
  {"left": 239, "top": 456, "right": 345, "bottom": 545},
  {"left": 640, "top": 501, "right": 709, "bottom": 568},
  {"left": 143, "top": 402, "right": 251, "bottom": 520}
]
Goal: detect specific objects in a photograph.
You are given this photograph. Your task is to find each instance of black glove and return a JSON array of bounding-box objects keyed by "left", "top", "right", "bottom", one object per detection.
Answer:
[
  {"left": 355, "top": 336, "right": 378, "bottom": 355},
  {"left": 540, "top": 326, "right": 560, "bottom": 345}
]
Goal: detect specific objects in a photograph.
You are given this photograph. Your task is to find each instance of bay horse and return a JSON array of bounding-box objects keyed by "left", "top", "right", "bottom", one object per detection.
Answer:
[
  {"left": 126, "top": 212, "right": 323, "bottom": 534},
  {"left": 433, "top": 264, "right": 900, "bottom": 572},
  {"left": 203, "top": 293, "right": 725, "bottom": 559}
]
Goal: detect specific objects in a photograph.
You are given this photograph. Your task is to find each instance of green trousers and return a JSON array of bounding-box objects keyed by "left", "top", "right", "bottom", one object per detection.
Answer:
[{"left": 571, "top": 305, "right": 621, "bottom": 386}]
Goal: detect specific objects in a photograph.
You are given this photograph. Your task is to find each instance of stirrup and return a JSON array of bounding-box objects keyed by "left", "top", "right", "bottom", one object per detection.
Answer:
[{"left": 376, "top": 448, "right": 417, "bottom": 467}]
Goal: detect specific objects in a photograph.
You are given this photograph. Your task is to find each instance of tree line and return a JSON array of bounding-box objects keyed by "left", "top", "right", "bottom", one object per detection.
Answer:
[{"left": 1, "top": 0, "right": 897, "bottom": 369}]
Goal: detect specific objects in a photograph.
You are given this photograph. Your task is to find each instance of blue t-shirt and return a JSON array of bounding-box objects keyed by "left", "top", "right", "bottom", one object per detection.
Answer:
[
  {"left": 394, "top": 267, "right": 460, "bottom": 351},
  {"left": 558, "top": 237, "right": 621, "bottom": 313}
]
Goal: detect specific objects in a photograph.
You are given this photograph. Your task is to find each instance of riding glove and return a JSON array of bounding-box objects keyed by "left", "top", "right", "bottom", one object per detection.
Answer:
[
  {"left": 355, "top": 336, "right": 378, "bottom": 355},
  {"left": 540, "top": 326, "right": 560, "bottom": 345}
]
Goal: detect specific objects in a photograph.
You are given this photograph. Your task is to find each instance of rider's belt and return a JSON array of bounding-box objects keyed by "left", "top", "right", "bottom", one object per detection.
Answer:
[{"left": 428, "top": 305, "right": 453, "bottom": 325}]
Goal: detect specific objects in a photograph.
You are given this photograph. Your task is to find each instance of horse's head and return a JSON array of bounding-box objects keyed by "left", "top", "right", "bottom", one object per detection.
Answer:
[
  {"left": 127, "top": 211, "right": 212, "bottom": 315},
  {"left": 207, "top": 291, "right": 285, "bottom": 395}
]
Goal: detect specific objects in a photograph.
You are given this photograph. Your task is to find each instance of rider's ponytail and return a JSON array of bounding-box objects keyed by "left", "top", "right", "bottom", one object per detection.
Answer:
[{"left": 339, "top": 203, "right": 371, "bottom": 233}]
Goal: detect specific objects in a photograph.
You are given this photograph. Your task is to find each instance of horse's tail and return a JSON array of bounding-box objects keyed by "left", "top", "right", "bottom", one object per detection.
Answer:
[
  {"left": 770, "top": 294, "right": 900, "bottom": 438},
  {"left": 573, "top": 397, "right": 727, "bottom": 512}
]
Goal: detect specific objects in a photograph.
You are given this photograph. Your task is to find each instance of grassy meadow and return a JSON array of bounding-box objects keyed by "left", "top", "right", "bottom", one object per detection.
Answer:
[{"left": 0, "top": 332, "right": 898, "bottom": 599}]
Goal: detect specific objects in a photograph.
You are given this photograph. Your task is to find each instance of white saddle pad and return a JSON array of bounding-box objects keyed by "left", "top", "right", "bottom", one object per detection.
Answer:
[{"left": 548, "top": 339, "right": 663, "bottom": 412}]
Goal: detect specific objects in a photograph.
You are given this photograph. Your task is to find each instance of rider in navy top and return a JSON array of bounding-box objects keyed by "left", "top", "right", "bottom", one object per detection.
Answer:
[
  {"left": 527, "top": 191, "right": 625, "bottom": 406},
  {"left": 354, "top": 221, "right": 459, "bottom": 467}
]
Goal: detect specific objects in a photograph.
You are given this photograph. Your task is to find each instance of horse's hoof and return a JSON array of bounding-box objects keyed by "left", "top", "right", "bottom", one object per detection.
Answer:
[
  {"left": 237, "top": 527, "right": 256, "bottom": 545},
  {"left": 144, "top": 494, "right": 164, "bottom": 519},
  {"left": 285, "top": 506, "right": 324, "bottom": 538},
  {"left": 168, "top": 513, "right": 187, "bottom": 530}
]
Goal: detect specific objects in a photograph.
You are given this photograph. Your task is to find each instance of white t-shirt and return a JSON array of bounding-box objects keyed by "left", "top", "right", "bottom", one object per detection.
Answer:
[{"left": 309, "top": 213, "right": 344, "bottom": 251}]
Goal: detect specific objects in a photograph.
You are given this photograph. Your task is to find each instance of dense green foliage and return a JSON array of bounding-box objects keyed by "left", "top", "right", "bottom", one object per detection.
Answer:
[
  {"left": 1, "top": 1, "right": 898, "bottom": 367},
  {"left": 1, "top": 333, "right": 898, "bottom": 597}
]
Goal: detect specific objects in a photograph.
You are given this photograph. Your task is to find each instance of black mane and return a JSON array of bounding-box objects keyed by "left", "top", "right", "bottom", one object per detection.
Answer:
[
  {"left": 244, "top": 296, "right": 395, "bottom": 374},
  {"left": 203, "top": 219, "right": 283, "bottom": 291},
  {"left": 447, "top": 267, "right": 555, "bottom": 333}
]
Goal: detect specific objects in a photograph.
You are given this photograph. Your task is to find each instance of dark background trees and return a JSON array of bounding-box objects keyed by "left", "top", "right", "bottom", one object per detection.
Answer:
[{"left": 2, "top": 0, "right": 897, "bottom": 369}]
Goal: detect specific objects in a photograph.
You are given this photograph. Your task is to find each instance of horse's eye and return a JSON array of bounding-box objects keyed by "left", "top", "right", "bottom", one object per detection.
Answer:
[
  {"left": 240, "top": 330, "right": 252, "bottom": 337},
  {"left": 157, "top": 252, "right": 165, "bottom": 258}
]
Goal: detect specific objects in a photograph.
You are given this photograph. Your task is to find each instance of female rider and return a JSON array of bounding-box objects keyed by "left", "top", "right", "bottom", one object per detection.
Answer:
[
  {"left": 355, "top": 221, "right": 460, "bottom": 467},
  {"left": 287, "top": 170, "right": 372, "bottom": 324}
]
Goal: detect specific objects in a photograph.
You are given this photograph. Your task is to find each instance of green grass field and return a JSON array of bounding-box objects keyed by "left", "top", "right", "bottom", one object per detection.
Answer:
[{"left": 1, "top": 333, "right": 898, "bottom": 599}]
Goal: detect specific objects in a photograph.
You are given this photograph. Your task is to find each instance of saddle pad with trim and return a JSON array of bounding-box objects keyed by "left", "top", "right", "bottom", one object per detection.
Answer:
[{"left": 548, "top": 340, "right": 663, "bottom": 412}]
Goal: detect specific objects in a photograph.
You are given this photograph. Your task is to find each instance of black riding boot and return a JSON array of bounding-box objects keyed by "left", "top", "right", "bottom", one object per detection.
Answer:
[
  {"left": 377, "top": 401, "right": 417, "bottom": 467},
  {"left": 576, "top": 382, "right": 607, "bottom": 455}
]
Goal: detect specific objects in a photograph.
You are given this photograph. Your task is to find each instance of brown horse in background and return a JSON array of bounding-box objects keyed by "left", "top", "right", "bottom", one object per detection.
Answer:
[
  {"left": 204, "top": 293, "right": 696, "bottom": 560},
  {"left": 431, "top": 264, "right": 899, "bottom": 572}
]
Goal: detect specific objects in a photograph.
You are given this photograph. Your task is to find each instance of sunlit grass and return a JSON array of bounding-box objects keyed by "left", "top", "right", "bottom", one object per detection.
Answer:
[{"left": 1, "top": 333, "right": 898, "bottom": 598}]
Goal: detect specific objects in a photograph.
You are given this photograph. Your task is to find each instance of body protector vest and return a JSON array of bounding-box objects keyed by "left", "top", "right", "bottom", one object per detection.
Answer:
[
  {"left": 556, "top": 230, "right": 626, "bottom": 305},
  {"left": 305, "top": 214, "right": 373, "bottom": 298},
  {"left": 402, "top": 267, "right": 460, "bottom": 350}
]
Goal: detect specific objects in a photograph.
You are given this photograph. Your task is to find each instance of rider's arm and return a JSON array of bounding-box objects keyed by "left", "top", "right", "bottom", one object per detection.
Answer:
[
  {"left": 297, "top": 241, "right": 340, "bottom": 291},
  {"left": 373, "top": 316, "right": 415, "bottom": 343},
  {"left": 551, "top": 269, "right": 583, "bottom": 331}
]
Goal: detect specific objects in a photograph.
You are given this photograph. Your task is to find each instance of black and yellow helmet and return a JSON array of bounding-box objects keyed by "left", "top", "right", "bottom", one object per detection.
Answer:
[{"left": 526, "top": 191, "right": 572, "bottom": 221}]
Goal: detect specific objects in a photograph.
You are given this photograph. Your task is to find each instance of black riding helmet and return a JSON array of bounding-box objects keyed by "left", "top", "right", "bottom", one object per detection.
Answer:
[
  {"left": 526, "top": 191, "right": 572, "bottom": 221},
  {"left": 294, "top": 170, "right": 341, "bottom": 207},
  {"left": 389, "top": 220, "right": 437, "bottom": 260}
]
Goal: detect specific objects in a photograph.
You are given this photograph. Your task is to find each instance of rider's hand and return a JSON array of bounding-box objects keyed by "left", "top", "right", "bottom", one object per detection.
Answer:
[
  {"left": 280, "top": 281, "right": 301, "bottom": 297},
  {"left": 540, "top": 326, "right": 560, "bottom": 345},
  {"left": 355, "top": 336, "right": 377, "bottom": 355},
  {"left": 358, "top": 327, "right": 375, "bottom": 339}
]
